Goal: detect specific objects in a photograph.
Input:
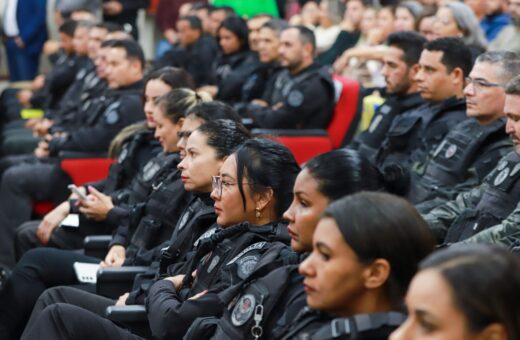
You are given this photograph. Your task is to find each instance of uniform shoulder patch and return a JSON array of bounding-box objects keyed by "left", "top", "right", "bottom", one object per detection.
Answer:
[
  {"left": 104, "top": 102, "right": 121, "bottom": 125},
  {"left": 287, "top": 90, "right": 304, "bottom": 107},
  {"left": 231, "top": 294, "right": 256, "bottom": 326}
]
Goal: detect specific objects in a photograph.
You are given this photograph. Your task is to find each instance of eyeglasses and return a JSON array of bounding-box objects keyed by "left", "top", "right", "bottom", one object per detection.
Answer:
[
  {"left": 465, "top": 77, "right": 503, "bottom": 91},
  {"left": 212, "top": 176, "right": 265, "bottom": 199},
  {"left": 212, "top": 176, "right": 227, "bottom": 199}
]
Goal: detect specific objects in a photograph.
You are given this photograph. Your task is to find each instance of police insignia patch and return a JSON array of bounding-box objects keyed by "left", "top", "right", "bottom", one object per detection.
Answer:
[
  {"left": 231, "top": 294, "right": 256, "bottom": 327},
  {"left": 287, "top": 90, "right": 304, "bottom": 107},
  {"left": 237, "top": 255, "right": 259, "bottom": 279},
  {"left": 105, "top": 102, "right": 121, "bottom": 125},
  {"left": 142, "top": 162, "right": 161, "bottom": 181},
  {"left": 444, "top": 144, "right": 458, "bottom": 159},
  {"left": 207, "top": 255, "right": 220, "bottom": 273},
  {"left": 494, "top": 168, "right": 510, "bottom": 186}
]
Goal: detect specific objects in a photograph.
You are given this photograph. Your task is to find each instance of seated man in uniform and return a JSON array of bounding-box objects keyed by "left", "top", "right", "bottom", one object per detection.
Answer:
[
  {"left": 422, "top": 75, "right": 520, "bottom": 246},
  {"left": 349, "top": 31, "right": 427, "bottom": 164},
  {"left": 242, "top": 25, "right": 336, "bottom": 129}
]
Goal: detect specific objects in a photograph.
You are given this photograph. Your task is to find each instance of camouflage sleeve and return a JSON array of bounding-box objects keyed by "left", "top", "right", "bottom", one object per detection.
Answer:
[
  {"left": 462, "top": 200, "right": 520, "bottom": 248},
  {"left": 422, "top": 185, "right": 484, "bottom": 242}
]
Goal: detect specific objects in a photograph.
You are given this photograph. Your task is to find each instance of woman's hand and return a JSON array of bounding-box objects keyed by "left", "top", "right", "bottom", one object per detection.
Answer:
[
  {"left": 100, "top": 245, "right": 126, "bottom": 268},
  {"left": 35, "top": 201, "right": 70, "bottom": 245},
  {"left": 115, "top": 292, "right": 129, "bottom": 306},
  {"left": 78, "top": 186, "right": 114, "bottom": 221}
]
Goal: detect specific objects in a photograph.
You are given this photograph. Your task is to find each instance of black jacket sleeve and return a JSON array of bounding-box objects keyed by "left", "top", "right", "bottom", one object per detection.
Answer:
[{"left": 146, "top": 280, "right": 224, "bottom": 340}]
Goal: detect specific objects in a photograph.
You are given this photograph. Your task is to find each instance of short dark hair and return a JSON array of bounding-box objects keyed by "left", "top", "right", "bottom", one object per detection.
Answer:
[
  {"left": 235, "top": 139, "right": 300, "bottom": 218},
  {"left": 323, "top": 192, "right": 436, "bottom": 309},
  {"left": 219, "top": 16, "right": 250, "bottom": 51},
  {"left": 387, "top": 31, "right": 427, "bottom": 67},
  {"left": 211, "top": 5, "right": 236, "bottom": 17},
  {"left": 261, "top": 18, "right": 289, "bottom": 36},
  {"left": 284, "top": 25, "right": 316, "bottom": 53},
  {"left": 187, "top": 101, "right": 241, "bottom": 123},
  {"left": 109, "top": 39, "right": 145, "bottom": 69},
  {"left": 424, "top": 37, "right": 473, "bottom": 76},
  {"left": 59, "top": 19, "right": 78, "bottom": 37},
  {"left": 191, "top": 2, "right": 214, "bottom": 11},
  {"left": 178, "top": 15, "right": 203, "bottom": 32},
  {"left": 420, "top": 245, "right": 520, "bottom": 339},
  {"left": 96, "top": 22, "right": 124, "bottom": 33}
]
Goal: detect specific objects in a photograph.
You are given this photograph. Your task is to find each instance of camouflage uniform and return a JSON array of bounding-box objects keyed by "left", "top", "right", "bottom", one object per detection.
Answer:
[
  {"left": 407, "top": 117, "right": 512, "bottom": 204},
  {"left": 423, "top": 151, "right": 520, "bottom": 243}
]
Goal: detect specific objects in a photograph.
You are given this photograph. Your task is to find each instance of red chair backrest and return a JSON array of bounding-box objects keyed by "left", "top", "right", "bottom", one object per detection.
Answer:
[
  {"left": 328, "top": 75, "right": 361, "bottom": 148},
  {"left": 61, "top": 158, "right": 114, "bottom": 185}
]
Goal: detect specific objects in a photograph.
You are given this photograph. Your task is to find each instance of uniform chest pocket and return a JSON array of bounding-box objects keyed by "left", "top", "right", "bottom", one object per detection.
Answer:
[{"left": 386, "top": 117, "right": 421, "bottom": 149}]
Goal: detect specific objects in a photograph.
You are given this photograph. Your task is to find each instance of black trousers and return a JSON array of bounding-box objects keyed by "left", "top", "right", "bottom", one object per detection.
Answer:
[
  {"left": 24, "top": 286, "right": 116, "bottom": 337},
  {"left": 0, "top": 248, "right": 100, "bottom": 340},
  {"left": 15, "top": 218, "right": 109, "bottom": 261},
  {"left": 0, "top": 157, "right": 70, "bottom": 269},
  {"left": 21, "top": 303, "right": 144, "bottom": 340}
]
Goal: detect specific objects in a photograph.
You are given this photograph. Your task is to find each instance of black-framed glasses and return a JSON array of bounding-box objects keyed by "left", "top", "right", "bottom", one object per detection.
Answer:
[{"left": 465, "top": 77, "right": 503, "bottom": 91}]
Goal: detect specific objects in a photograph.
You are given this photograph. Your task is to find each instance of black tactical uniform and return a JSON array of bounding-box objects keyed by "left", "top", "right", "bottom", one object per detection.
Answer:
[
  {"left": 145, "top": 221, "right": 290, "bottom": 339},
  {"left": 376, "top": 96, "right": 467, "bottom": 171},
  {"left": 214, "top": 50, "right": 260, "bottom": 104},
  {"left": 14, "top": 126, "right": 162, "bottom": 258},
  {"left": 0, "top": 80, "right": 145, "bottom": 270},
  {"left": 184, "top": 251, "right": 307, "bottom": 340},
  {"left": 424, "top": 151, "right": 520, "bottom": 244},
  {"left": 407, "top": 117, "right": 511, "bottom": 204},
  {"left": 245, "top": 63, "right": 335, "bottom": 129},
  {"left": 0, "top": 160, "right": 190, "bottom": 339},
  {"left": 279, "top": 309, "right": 406, "bottom": 340},
  {"left": 153, "top": 35, "right": 219, "bottom": 87},
  {"left": 19, "top": 192, "right": 217, "bottom": 338},
  {"left": 350, "top": 92, "right": 425, "bottom": 165}
]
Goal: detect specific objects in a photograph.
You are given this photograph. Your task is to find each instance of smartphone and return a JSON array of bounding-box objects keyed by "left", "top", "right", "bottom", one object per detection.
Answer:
[{"left": 68, "top": 184, "right": 88, "bottom": 201}]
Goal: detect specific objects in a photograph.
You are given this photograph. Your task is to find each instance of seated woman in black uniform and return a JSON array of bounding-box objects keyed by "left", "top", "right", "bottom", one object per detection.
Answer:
[
  {"left": 21, "top": 138, "right": 300, "bottom": 340},
  {"left": 183, "top": 149, "right": 389, "bottom": 339},
  {"left": 279, "top": 192, "right": 435, "bottom": 339},
  {"left": 199, "top": 16, "right": 258, "bottom": 103},
  {"left": 0, "top": 88, "right": 212, "bottom": 340},
  {"left": 391, "top": 244, "right": 520, "bottom": 340},
  {"left": 13, "top": 66, "right": 195, "bottom": 260}
]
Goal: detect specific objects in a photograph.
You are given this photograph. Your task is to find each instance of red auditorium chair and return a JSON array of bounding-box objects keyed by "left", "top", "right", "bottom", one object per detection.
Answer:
[
  {"left": 32, "top": 156, "right": 114, "bottom": 216},
  {"left": 252, "top": 75, "right": 362, "bottom": 164}
]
